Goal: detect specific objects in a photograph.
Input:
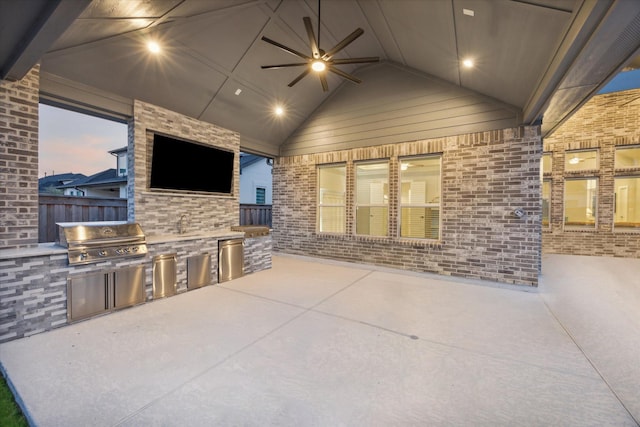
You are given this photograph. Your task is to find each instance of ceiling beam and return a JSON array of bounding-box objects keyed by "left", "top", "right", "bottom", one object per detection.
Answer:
[
  {"left": 522, "top": 0, "right": 612, "bottom": 125},
  {"left": 0, "top": 0, "right": 90, "bottom": 81}
]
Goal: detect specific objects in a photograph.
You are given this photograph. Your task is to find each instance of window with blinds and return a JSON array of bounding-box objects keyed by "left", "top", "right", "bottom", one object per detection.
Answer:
[
  {"left": 317, "top": 164, "right": 346, "bottom": 233},
  {"left": 355, "top": 161, "right": 389, "bottom": 236},
  {"left": 256, "top": 187, "right": 266, "bottom": 204},
  {"left": 399, "top": 156, "right": 441, "bottom": 239}
]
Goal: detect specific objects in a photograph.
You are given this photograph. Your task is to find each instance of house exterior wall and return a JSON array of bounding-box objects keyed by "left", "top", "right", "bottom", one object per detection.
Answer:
[
  {"left": 273, "top": 126, "right": 542, "bottom": 286},
  {"left": 240, "top": 160, "right": 272, "bottom": 204},
  {"left": 128, "top": 100, "right": 240, "bottom": 235},
  {"left": 0, "top": 65, "right": 40, "bottom": 249},
  {"left": 543, "top": 88, "right": 640, "bottom": 258},
  {"left": 281, "top": 63, "right": 521, "bottom": 157}
]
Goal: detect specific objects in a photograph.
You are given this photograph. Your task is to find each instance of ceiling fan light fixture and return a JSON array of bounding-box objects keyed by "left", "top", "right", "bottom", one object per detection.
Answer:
[
  {"left": 462, "top": 58, "right": 474, "bottom": 68},
  {"left": 274, "top": 106, "right": 284, "bottom": 116},
  {"left": 147, "top": 41, "right": 161, "bottom": 54},
  {"left": 260, "top": 0, "right": 379, "bottom": 92},
  {"left": 311, "top": 60, "right": 326, "bottom": 72}
]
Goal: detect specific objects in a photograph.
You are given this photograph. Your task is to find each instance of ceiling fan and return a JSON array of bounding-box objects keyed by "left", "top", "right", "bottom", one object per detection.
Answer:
[{"left": 260, "top": 1, "right": 379, "bottom": 92}]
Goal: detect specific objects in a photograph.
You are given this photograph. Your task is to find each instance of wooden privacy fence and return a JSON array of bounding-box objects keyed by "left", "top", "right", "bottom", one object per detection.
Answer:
[
  {"left": 239, "top": 204, "right": 272, "bottom": 227},
  {"left": 38, "top": 197, "right": 271, "bottom": 242},
  {"left": 38, "top": 195, "right": 127, "bottom": 242}
]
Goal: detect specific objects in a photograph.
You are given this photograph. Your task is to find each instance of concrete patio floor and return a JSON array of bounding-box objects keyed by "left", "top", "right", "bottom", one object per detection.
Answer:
[{"left": 1, "top": 253, "right": 639, "bottom": 426}]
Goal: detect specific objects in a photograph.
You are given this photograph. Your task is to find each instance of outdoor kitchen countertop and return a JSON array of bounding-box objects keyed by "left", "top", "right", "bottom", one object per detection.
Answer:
[
  {"left": 0, "top": 243, "right": 67, "bottom": 260},
  {"left": 0, "top": 230, "right": 249, "bottom": 260},
  {"left": 145, "top": 230, "right": 245, "bottom": 244}
]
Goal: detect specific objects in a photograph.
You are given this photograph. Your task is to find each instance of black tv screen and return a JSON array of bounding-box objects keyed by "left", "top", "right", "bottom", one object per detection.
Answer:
[{"left": 149, "top": 133, "right": 234, "bottom": 194}]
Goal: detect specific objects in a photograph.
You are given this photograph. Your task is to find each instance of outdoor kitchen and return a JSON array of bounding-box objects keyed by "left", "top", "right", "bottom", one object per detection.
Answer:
[{"left": 0, "top": 99, "right": 273, "bottom": 343}]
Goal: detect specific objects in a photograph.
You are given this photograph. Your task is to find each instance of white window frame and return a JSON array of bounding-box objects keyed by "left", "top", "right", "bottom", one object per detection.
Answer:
[
  {"left": 398, "top": 155, "right": 442, "bottom": 240},
  {"left": 563, "top": 177, "right": 598, "bottom": 229},
  {"left": 354, "top": 160, "right": 389, "bottom": 237},
  {"left": 317, "top": 164, "right": 346, "bottom": 234}
]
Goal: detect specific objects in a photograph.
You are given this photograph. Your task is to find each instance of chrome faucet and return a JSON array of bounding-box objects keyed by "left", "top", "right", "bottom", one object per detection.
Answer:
[{"left": 178, "top": 214, "right": 189, "bottom": 234}]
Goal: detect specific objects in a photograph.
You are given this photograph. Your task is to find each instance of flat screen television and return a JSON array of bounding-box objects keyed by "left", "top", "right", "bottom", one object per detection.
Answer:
[{"left": 149, "top": 133, "right": 234, "bottom": 194}]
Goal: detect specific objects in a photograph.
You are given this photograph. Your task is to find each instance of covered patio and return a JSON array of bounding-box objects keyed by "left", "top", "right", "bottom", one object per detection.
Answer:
[{"left": 1, "top": 254, "right": 638, "bottom": 426}]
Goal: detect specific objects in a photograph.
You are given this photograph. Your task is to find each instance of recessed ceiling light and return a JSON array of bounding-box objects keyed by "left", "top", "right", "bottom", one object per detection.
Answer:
[
  {"left": 147, "top": 41, "right": 161, "bottom": 54},
  {"left": 462, "top": 58, "right": 474, "bottom": 68},
  {"left": 275, "top": 106, "right": 284, "bottom": 116},
  {"left": 311, "top": 60, "right": 326, "bottom": 72},
  {"left": 463, "top": 8, "right": 475, "bottom": 17},
  {"left": 235, "top": 89, "right": 242, "bottom": 96}
]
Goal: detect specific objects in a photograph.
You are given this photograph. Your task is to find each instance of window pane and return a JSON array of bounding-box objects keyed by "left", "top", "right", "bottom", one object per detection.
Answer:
[
  {"left": 400, "top": 207, "right": 440, "bottom": 239},
  {"left": 400, "top": 157, "right": 440, "bottom": 204},
  {"left": 614, "top": 177, "right": 640, "bottom": 228},
  {"left": 400, "top": 156, "right": 441, "bottom": 239},
  {"left": 318, "top": 166, "right": 346, "bottom": 205},
  {"left": 565, "top": 150, "right": 598, "bottom": 171},
  {"left": 615, "top": 146, "right": 640, "bottom": 169},
  {"left": 356, "top": 206, "right": 389, "bottom": 236},
  {"left": 355, "top": 162, "right": 388, "bottom": 236},
  {"left": 355, "top": 162, "right": 388, "bottom": 205},
  {"left": 564, "top": 179, "right": 597, "bottom": 227},
  {"left": 319, "top": 207, "right": 345, "bottom": 233},
  {"left": 542, "top": 180, "right": 551, "bottom": 226},
  {"left": 541, "top": 153, "right": 552, "bottom": 175},
  {"left": 318, "top": 165, "right": 346, "bottom": 233}
]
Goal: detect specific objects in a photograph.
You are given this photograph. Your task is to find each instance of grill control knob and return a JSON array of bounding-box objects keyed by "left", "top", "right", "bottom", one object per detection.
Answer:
[
  {"left": 116, "top": 248, "right": 124, "bottom": 255},
  {"left": 80, "top": 252, "right": 88, "bottom": 260},
  {"left": 98, "top": 250, "right": 108, "bottom": 257}
]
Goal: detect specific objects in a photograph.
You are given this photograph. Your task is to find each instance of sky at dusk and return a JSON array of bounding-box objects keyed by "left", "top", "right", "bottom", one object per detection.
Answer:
[{"left": 38, "top": 104, "right": 127, "bottom": 178}]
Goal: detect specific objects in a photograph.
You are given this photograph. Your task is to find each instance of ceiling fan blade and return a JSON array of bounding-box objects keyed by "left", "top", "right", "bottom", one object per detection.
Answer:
[
  {"left": 288, "top": 69, "right": 311, "bottom": 87},
  {"left": 319, "top": 74, "right": 329, "bottom": 92},
  {"left": 303, "top": 17, "right": 320, "bottom": 59},
  {"left": 261, "top": 63, "right": 309, "bottom": 69},
  {"left": 322, "top": 28, "right": 364, "bottom": 60},
  {"left": 261, "top": 36, "right": 311, "bottom": 60},
  {"left": 328, "top": 66, "right": 362, "bottom": 84},
  {"left": 331, "top": 57, "right": 379, "bottom": 65}
]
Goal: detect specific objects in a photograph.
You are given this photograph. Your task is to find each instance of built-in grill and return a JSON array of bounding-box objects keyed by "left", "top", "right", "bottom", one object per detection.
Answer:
[{"left": 56, "top": 222, "right": 148, "bottom": 265}]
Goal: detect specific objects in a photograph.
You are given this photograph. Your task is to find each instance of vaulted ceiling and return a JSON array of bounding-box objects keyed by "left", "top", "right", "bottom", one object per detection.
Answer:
[{"left": 1, "top": 0, "right": 640, "bottom": 156}]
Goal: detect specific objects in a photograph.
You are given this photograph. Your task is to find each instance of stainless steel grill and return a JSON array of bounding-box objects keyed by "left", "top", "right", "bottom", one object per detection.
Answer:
[{"left": 56, "top": 222, "right": 148, "bottom": 265}]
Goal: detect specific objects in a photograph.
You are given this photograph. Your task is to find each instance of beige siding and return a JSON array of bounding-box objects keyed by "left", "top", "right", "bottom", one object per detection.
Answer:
[{"left": 281, "top": 63, "right": 521, "bottom": 156}]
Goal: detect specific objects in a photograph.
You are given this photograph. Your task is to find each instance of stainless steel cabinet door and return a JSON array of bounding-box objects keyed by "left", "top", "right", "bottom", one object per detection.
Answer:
[
  {"left": 153, "top": 254, "right": 177, "bottom": 298},
  {"left": 68, "top": 273, "right": 107, "bottom": 321},
  {"left": 114, "top": 265, "right": 145, "bottom": 308},
  {"left": 218, "top": 239, "right": 244, "bottom": 282}
]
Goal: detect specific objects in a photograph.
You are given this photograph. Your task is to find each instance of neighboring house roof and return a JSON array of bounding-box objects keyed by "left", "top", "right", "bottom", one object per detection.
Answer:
[
  {"left": 240, "top": 154, "right": 263, "bottom": 170},
  {"left": 38, "top": 173, "right": 86, "bottom": 192},
  {"left": 109, "top": 146, "right": 127, "bottom": 155},
  {"left": 58, "top": 168, "right": 126, "bottom": 189}
]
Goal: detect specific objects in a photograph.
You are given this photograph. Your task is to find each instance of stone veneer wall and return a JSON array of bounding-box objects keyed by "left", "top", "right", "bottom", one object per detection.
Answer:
[
  {"left": 0, "top": 66, "right": 39, "bottom": 249},
  {"left": 129, "top": 100, "right": 240, "bottom": 235},
  {"left": 543, "top": 89, "right": 640, "bottom": 258},
  {"left": 244, "top": 235, "right": 272, "bottom": 274},
  {"left": 273, "top": 126, "right": 542, "bottom": 286}
]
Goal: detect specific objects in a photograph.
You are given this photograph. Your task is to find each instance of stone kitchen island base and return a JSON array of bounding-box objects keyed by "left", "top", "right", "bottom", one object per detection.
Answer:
[{"left": 0, "top": 230, "right": 272, "bottom": 343}]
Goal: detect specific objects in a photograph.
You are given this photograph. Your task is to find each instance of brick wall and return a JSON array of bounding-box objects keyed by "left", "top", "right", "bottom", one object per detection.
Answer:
[
  {"left": 273, "top": 126, "right": 542, "bottom": 286},
  {"left": 0, "top": 65, "right": 39, "bottom": 249},
  {"left": 129, "top": 100, "right": 240, "bottom": 235},
  {"left": 543, "top": 88, "right": 640, "bottom": 258}
]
